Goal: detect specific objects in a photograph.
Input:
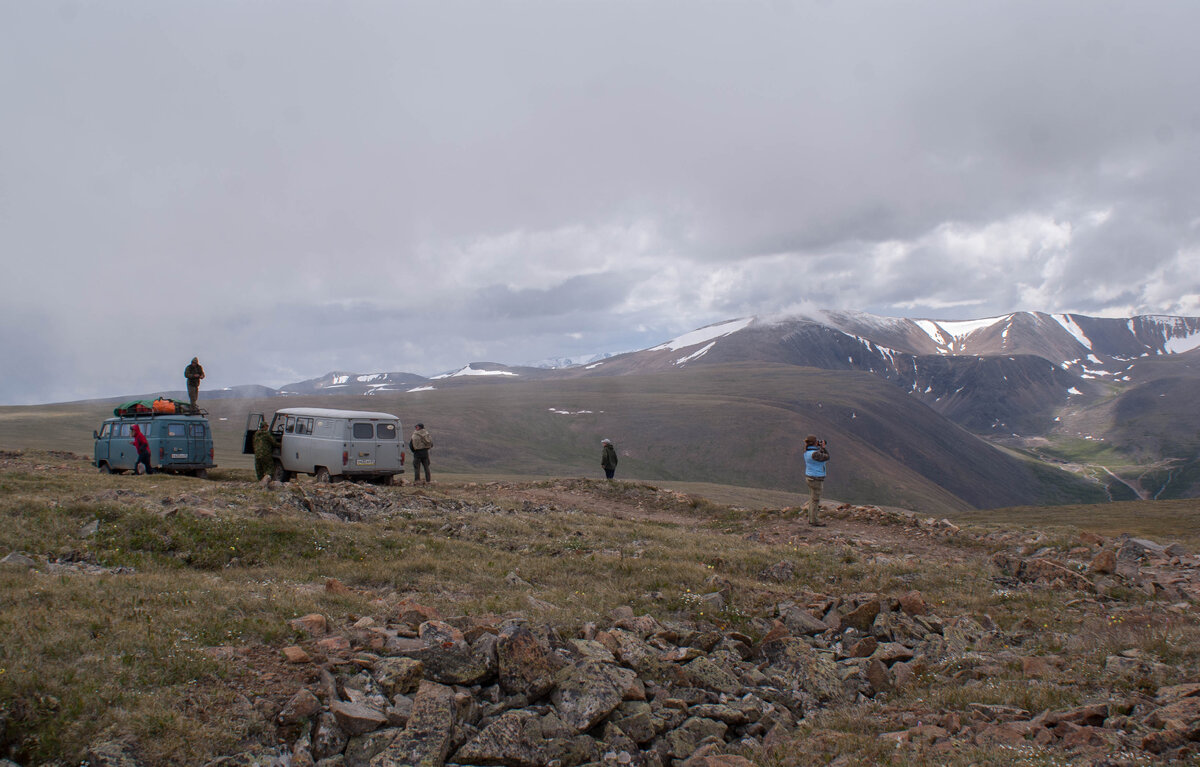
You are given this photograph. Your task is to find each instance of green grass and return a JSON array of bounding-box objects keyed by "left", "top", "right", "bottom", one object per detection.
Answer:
[
  {"left": 952, "top": 498, "right": 1200, "bottom": 549},
  {"left": 1, "top": 449, "right": 1198, "bottom": 765}
]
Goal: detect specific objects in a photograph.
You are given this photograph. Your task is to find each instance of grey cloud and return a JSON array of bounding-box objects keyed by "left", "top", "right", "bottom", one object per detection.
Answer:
[{"left": 3, "top": 1, "right": 1200, "bottom": 403}]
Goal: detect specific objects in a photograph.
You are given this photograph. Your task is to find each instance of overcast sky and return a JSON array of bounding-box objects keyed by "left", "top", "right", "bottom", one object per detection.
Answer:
[{"left": 3, "top": 1, "right": 1199, "bottom": 404}]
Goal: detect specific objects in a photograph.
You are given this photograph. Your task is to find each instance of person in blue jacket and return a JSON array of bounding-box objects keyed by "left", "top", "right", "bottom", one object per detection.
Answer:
[{"left": 803, "top": 435, "right": 830, "bottom": 526}]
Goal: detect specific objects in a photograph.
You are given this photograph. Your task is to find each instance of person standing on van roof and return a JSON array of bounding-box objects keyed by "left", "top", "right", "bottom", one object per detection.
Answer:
[
  {"left": 409, "top": 423, "right": 433, "bottom": 485},
  {"left": 130, "top": 424, "right": 153, "bottom": 476},
  {"left": 185, "top": 357, "right": 205, "bottom": 413},
  {"left": 253, "top": 422, "right": 279, "bottom": 482},
  {"left": 601, "top": 439, "right": 618, "bottom": 480}
]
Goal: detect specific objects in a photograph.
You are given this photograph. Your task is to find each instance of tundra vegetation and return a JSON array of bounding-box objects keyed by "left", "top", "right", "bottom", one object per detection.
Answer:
[{"left": 1, "top": 449, "right": 1199, "bottom": 766}]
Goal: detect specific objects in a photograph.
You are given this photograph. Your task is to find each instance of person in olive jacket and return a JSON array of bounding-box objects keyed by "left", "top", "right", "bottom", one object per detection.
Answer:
[
  {"left": 185, "top": 357, "right": 205, "bottom": 412},
  {"left": 601, "top": 438, "right": 618, "bottom": 479},
  {"left": 410, "top": 423, "right": 433, "bottom": 485},
  {"left": 253, "top": 422, "right": 279, "bottom": 482}
]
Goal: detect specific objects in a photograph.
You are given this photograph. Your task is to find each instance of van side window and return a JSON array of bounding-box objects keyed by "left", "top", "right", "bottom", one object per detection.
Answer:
[
  {"left": 295, "top": 418, "right": 313, "bottom": 435},
  {"left": 118, "top": 424, "right": 131, "bottom": 437},
  {"left": 99, "top": 424, "right": 111, "bottom": 438},
  {"left": 285, "top": 416, "right": 296, "bottom": 434},
  {"left": 377, "top": 423, "right": 396, "bottom": 440},
  {"left": 167, "top": 424, "right": 186, "bottom": 437},
  {"left": 352, "top": 422, "right": 374, "bottom": 439}
]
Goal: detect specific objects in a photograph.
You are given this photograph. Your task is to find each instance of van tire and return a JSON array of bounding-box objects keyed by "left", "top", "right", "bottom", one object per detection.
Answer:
[
  {"left": 315, "top": 467, "right": 331, "bottom": 484},
  {"left": 272, "top": 461, "right": 291, "bottom": 483},
  {"left": 98, "top": 462, "right": 112, "bottom": 474}
]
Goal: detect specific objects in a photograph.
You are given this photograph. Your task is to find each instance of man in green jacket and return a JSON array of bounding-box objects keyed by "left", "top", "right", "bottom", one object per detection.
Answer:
[{"left": 253, "top": 422, "right": 279, "bottom": 482}]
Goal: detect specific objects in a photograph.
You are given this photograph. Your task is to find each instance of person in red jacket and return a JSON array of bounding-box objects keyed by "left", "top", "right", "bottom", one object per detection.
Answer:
[{"left": 130, "top": 424, "right": 153, "bottom": 475}]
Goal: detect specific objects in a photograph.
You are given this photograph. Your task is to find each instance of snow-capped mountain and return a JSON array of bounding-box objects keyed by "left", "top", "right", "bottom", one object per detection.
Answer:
[{"left": 574, "top": 310, "right": 1200, "bottom": 438}]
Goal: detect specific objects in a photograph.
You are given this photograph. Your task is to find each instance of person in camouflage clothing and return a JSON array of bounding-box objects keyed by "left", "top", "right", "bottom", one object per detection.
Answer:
[{"left": 252, "top": 422, "right": 279, "bottom": 481}]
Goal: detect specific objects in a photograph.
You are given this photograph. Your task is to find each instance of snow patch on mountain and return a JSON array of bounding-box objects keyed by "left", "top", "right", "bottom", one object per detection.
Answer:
[
  {"left": 675, "top": 342, "right": 716, "bottom": 365},
  {"left": 914, "top": 315, "right": 1011, "bottom": 353},
  {"left": 1051, "top": 314, "right": 1094, "bottom": 351},
  {"left": 432, "top": 366, "right": 518, "bottom": 379},
  {"left": 649, "top": 317, "right": 754, "bottom": 352}
]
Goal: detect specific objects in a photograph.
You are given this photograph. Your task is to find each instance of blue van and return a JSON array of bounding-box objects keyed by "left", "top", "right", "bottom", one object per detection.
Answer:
[{"left": 94, "top": 412, "right": 216, "bottom": 477}]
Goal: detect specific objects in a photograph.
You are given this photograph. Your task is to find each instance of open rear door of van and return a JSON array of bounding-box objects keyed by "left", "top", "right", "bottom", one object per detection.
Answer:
[{"left": 243, "top": 413, "right": 264, "bottom": 455}]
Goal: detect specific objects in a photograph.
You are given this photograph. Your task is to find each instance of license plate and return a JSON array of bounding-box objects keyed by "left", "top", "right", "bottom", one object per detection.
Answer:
[
  {"left": 356, "top": 458, "right": 375, "bottom": 466},
  {"left": 171, "top": 453, "right": 187, "bottom": 459}
]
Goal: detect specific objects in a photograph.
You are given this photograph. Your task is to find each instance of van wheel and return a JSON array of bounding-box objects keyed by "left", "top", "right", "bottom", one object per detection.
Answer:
[
  {"left": 272, "top": 461, "right": 291, "bottom": 483},
  {"left": 98, "top": 462, "right": 112, "bottom": 474},
  {"left": 315, "top": 467, "right": 331, "bottom": 484}
]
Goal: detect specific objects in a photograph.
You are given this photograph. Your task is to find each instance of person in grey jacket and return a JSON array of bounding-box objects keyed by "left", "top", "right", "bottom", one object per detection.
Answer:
[{"left": 601, "top": 438, "right": 618, "bottom": 479}]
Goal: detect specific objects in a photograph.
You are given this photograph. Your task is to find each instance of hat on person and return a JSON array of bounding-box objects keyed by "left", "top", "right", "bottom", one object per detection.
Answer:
[
  {"left": 417, "top": 423, "right": 424, "bottom": 429},
  {"left": 601, "top": 438, "right": 611, "bottom": 444}
]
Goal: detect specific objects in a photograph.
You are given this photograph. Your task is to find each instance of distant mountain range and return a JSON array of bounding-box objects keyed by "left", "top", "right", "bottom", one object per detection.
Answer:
[
  {"left": 250, "top": 310, "right": 1199, "bottom": 502},
  {"left": 59, "top": 310, "right": 1200, "bottom": 509}
]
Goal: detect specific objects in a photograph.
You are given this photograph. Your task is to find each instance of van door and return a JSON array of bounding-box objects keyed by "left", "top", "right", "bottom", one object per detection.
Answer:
[
  {"left": 187, "top": 422, "right": 207, "bottom": 465},
  {"left": 164, "top": 421, "right": 189, "bottom": 467},
  {"left": 349, "top": 420, "right": 378, "bottom": 471},
  {"left": 95, "top": 422, "right": 112, "bottom": 467},
  {"left": 375, "top": 421, "right": 401, "bottom": 472},
  {"left": 243, "top": 413, "right": 264, "bottom": 455},
  {"left": 113, "top": 423, "right": 136, "bottom": 471}
]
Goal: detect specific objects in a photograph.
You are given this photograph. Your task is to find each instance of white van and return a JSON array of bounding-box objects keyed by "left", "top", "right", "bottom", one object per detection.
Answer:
[{"left": 243, "top": 407, "right": 404, "bottom": 484}]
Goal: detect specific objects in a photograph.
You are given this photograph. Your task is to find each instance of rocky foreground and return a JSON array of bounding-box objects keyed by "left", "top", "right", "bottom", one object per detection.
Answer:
[{"left": 10, "top": 481, "right": 1189, "bottom": 767}]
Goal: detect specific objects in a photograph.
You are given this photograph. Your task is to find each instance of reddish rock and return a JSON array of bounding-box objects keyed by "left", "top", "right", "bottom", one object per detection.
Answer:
[
  {"left": 316, "top": 635, "right": 351, "bottom": 654},
  {"left": 1059, "top": 725, "right": 1108, "bottom": 749},
  {"left": 975, "top": 723, "right": 1026, "bottom": 745},
  {"left": 841, "top": 599, "right": 881, "bottom": 632},
  {"left": 866, "top": 659, "right": 892, "bottom": 695},
  {"left": 282, "top": 646, "right": 312, "bottom": 664},
  {"left": 329, "top": 699, "right": 388, "bottom": 736},
  {"left": 290, "top": 613, "right": 328, "bottom": 636},
  {"left": 1089, "top": 549, "right": 1117, "bottom": 575},
  {"left": 394, "top": 601, "right": 441, "bottom": 628},
  {"left": 324, "top": 578, "right": 353, "bottom": 595},
  {"left": 1144, "top": 695, "right": 1200, "bottom": 729},
  {"left": 760, "top": 620, "right": 789, "bottom": 645},
  {"left": 1033, "top": 726, "right": 1056, "bottom": 746},
  {"left": 277, "top": 688, "right": 321, "bottom": 725},
  {"left": 1050, "top": 703, "right": 1108, "bottom": 727},
  {"left": 1143, "top": 727, "right": 1191, "bottom": 754},
  {"left": 848, "top": 636, "right": 877, "bottom": 658},
  {"left": 1021, "top": 656, "right": 1052, "bottom": 679},
  {"left": 897, "top": 590, "right": 927, "bottom": 616},
  {"left": 418, "top": 620, "right": 464, "bottom": 645}
]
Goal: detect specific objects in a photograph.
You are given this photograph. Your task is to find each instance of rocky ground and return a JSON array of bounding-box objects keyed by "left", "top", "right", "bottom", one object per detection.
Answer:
[{"left": 2, "top": 456, "right": 1200, "bottom": 766}]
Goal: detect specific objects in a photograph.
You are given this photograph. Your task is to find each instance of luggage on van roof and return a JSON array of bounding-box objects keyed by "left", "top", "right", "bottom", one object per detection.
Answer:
[{"left": 114, "top": 398, "right": 194, "bottom": 417}]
